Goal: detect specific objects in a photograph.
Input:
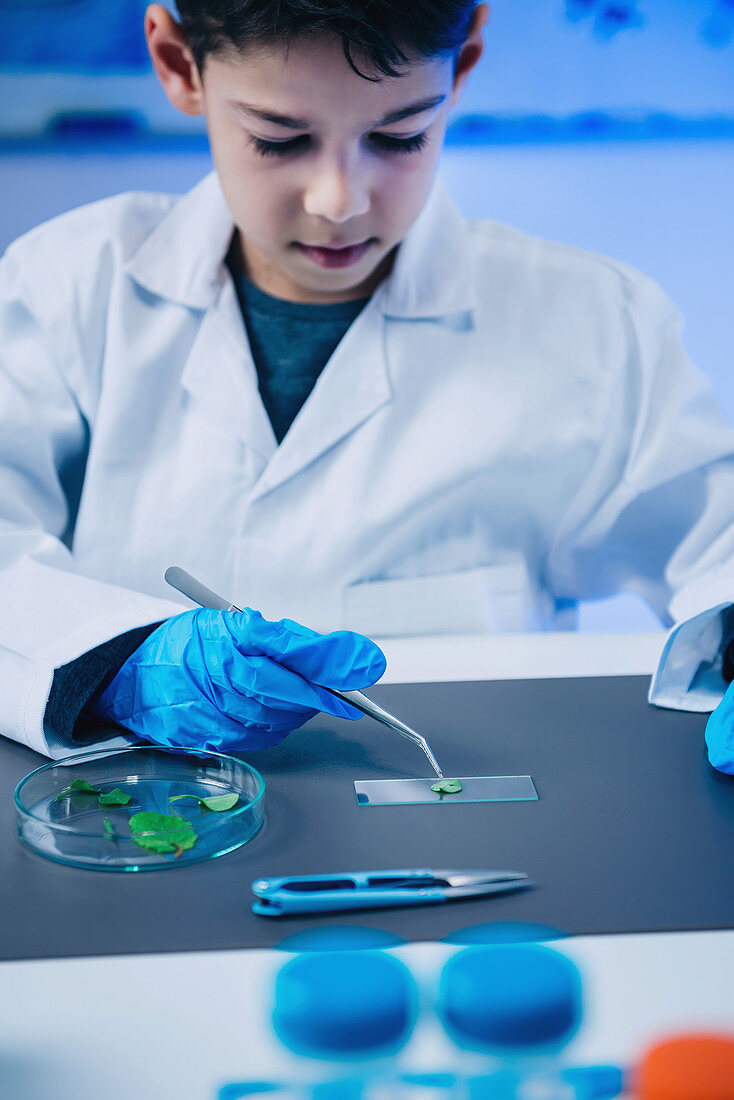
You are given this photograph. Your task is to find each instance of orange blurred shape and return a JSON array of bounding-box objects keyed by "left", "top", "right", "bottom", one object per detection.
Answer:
[{"left": 635, "top": 1034, "right": 734, "bottom": 1100}]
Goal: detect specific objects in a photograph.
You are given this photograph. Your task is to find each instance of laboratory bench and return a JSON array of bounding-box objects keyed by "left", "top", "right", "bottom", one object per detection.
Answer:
[{"left": 0, "top": 630, "right": 732, "bottom": 1099}]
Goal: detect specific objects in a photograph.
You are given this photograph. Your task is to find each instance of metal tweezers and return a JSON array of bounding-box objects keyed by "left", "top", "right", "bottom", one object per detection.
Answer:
[
  {"left": 251, "top": 868, "right": 532, "bottom": 917},
  {"left": 164, "top": 566, "right": 444, "bottom": 777}
]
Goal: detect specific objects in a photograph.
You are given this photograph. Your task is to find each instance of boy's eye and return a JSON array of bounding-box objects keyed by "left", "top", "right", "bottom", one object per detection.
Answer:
[{"left": 248, "top": 131, "right": 428, "bottom": 158}]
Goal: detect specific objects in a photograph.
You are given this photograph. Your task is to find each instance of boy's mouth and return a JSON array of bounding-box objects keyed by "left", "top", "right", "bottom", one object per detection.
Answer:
[{"left": 294, "top": 239, "right": 374, "bottom": 269}]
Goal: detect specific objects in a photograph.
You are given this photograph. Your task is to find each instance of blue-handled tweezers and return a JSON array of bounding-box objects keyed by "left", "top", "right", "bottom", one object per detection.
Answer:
[{"left": 251, "top": 868, "right": 532, "bottom": 917}]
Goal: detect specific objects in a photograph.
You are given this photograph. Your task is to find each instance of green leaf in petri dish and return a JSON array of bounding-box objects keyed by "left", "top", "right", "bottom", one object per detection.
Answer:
[
  {"left": 98, "top": 788, "right": 131, "bottom": 807},
  {"left": 55, "top": 778, "right": 100, "bottom": 802},
  {"left": 199, "top": 793, "right": 239, "bottom": 812},
  {"left": 129, "top": 811, "right": 197, "bottom": 857},
  {"left": 169, "top": 793, "right": 239, "bottom": 813}
]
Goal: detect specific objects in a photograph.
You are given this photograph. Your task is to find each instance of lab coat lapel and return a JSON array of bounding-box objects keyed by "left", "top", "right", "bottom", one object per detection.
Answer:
[
  {"left": 246, "top": 298, "right": 392, "bottom": 503},
  {"left": 125, "top": 172, "right": 277, "bottom": 463},
  {"left": 179, "top": 276, "right": 277, "bottom": 463}
]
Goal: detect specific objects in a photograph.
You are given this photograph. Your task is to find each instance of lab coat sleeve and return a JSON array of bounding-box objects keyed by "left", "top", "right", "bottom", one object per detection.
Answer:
[
  {"left": 45, "top": 621, "right": 165, "bottom": 745},
  {"left": 546, "top": 268, "right": 734, "bottom": 712},
  {"left": 0, "top": 245, "right": 185, "bottom": 758}
]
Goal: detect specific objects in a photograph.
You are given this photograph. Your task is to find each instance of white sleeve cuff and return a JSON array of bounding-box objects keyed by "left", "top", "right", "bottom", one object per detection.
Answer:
[
  {"left": 0, "top": 593, "right": 186, "bottom": 757},
  {"left": 649, "top": 599, "right": 733, "bottom": 712}
]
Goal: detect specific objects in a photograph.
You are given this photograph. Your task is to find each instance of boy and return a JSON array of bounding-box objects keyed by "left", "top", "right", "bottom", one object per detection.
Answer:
[{"left": 1, "top": 1, "right": 733, "bottom": 769}]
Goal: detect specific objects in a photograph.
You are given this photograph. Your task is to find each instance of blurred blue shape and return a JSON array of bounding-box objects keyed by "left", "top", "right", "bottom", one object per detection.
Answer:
[
  {"left": 273, "top": 950, "right": 417, "bottom": 1059},
  {"left": 563, "top": 1065, "right": 625, "bottom": 1099},
  {"left": 47, "top": 110, "right": 147, "bottom": 138},
  {"left": 564, "top": 0, "right": 645, "bottom": 40},
  {"left": 594, "top": 3, "right": 645, "bottom": 40},
  {"left": 701, "top": 0, "right": 734, "bottom": 47},
  {"left": 0, "top": 0, "right": 149, "bottom": 71},
  {"left": 444, "top": 113, "right": 734, "bottom": 149},
  {"left": 441, "top": 921, "right": 566, "bottom": 945},
  {"left": 275, "top": 926, "right": 405, "bottom": 953},
  {"left": 438, "top": 944, "right": 582, "bottom": 1053}
]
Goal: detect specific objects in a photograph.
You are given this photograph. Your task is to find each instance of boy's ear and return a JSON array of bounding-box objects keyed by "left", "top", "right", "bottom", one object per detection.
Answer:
[
  {"left": 145, "top": 3, "right": 205, "bottom": 116},
  {"left": 450, "top": 2, "right": 490, "bottom": 108}
]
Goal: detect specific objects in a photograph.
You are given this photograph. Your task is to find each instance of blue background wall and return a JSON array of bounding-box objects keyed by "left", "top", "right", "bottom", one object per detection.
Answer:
[
  {"left": 1, "top": 0, "right": 732, "bottom": 134},
  {"left": 1, "top": 0, "right": 732, "bottom": 632}
]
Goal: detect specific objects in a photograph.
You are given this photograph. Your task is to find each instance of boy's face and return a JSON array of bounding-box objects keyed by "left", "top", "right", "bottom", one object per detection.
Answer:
[{"left": 146, "top": 6, "right": 487, "bottom": 304}]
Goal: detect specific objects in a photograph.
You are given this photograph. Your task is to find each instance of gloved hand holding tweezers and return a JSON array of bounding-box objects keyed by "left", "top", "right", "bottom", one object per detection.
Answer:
[{"left": 86, "top": 604, "right": 386, "bottom": 752}]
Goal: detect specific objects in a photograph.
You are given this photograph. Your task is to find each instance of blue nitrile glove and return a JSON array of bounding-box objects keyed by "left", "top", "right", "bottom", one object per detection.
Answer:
[
  {"left": 85, "top": 608, "right": 387, "bottom": 752},
  {"left": 705, "top": 680, "right": 734, "bottom": 774}
]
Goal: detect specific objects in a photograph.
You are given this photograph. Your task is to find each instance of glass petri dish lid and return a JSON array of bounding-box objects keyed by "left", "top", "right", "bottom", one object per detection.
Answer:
[{"left": 14, "top": 745, "right": 265, "bottom": 871}]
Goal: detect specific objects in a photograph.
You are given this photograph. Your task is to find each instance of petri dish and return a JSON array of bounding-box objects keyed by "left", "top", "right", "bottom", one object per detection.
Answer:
[{"left": 14, "top": 745, "right": 265, "bottom": 871}]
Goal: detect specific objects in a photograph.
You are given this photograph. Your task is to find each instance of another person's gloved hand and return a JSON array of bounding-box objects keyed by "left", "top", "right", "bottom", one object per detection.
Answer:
[
  {"left": 85, "top": 608, "right": 386, "bottom": 752},
  {"left": 705, "top": 681, "right": 734, "bottom": 774}
]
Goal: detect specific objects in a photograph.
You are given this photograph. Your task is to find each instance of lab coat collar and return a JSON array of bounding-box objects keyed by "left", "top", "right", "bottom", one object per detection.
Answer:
[
  {"left": 125, "top": 173, "right": 233, "bottom": 310},
  {"left": 378, "top": 172, "right": 478, "bottom": 319},
  {"left": 124, "top": 170, "right": 477, "bottom": 320}
]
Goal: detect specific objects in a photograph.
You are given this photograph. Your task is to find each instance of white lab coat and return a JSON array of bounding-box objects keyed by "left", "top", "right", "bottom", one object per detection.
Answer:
[{"left": 2, "top": 171, "right": 734, "bottom": 758}]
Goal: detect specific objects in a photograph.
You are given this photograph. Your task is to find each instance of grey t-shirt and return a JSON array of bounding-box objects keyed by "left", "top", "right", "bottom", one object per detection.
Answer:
[
  {"left": 227, "top": 249, "right": 371, "bottom": 442},
  {"left": 43, "top": 255, "right": 372, "bottom": 743}
]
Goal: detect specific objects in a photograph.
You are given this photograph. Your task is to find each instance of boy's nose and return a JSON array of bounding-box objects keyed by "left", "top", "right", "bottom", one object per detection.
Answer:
[{"left": 302, "top": 160, "right": 370, "bottom": 223}]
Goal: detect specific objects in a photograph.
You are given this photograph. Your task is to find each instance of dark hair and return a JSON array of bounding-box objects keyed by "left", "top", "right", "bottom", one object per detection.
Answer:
[{"left": 175, "top": 0, "right": 478, "bottom": 80}]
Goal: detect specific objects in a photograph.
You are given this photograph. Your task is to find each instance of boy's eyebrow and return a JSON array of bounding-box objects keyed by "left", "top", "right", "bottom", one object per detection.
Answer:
[{"left": 230, "top": 93, "right": 447, "bottom": 130}]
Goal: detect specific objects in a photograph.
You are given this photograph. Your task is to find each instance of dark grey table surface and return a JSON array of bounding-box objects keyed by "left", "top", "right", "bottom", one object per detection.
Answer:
[{"left": 2, "top": 676, "right": 733, "bottom": 962}]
